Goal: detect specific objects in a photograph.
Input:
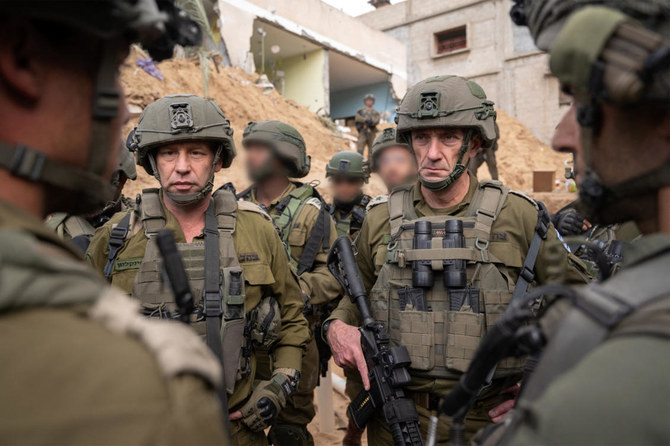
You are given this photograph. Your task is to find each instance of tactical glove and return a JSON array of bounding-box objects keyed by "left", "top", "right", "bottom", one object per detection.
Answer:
[
  {"left": 239, "top": 368, "right": 299, "bottom": 431},
  {"left": 552, "top": 211, "right": 585, "bottom": 236}
]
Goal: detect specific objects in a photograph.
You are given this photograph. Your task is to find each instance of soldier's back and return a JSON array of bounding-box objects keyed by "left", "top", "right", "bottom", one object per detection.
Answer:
[{"left": 0, "top": 201, "right": 225, "bottom": 445}]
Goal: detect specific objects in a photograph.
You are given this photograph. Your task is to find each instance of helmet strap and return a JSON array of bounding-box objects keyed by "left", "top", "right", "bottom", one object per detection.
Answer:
[{"left": 419, "top": 129, "right": 473, "bottom": 191}]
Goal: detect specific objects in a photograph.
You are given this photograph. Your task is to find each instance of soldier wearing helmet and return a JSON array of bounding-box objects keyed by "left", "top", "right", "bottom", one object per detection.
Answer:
[
  {"left": 323, "top": 75, "right": 589, "bottom": 444},
  {"left": 46, "top": 145, "right": 138, "bottom": 252},
  {"left": 370, "top": 127, "right": 418, "bottom": 191},
  {"left": 481, "top": 1, "right": 670, "bottom": 444},
  {"left": 0, "top": 1, "right": 231, "bottom": 444},
  {"left": 355, "top": 94, "right": 381, "bottom": 157},
  {"left": 237, "top": 120, "right": 341, "bottom": 445},
  {"left": 86, "top": 97, "right": 309, "bottom": 445},
  {"left": 326, "top": 151, "right": 371, "bottom": 240}
]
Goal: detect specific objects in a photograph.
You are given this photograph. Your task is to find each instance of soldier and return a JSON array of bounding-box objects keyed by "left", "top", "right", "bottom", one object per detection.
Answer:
[
  {"left": 237, "top": 120, "right": 341, "bottom": 445},
  {"left": 46, "top": 145, "right": 137, "bottom": 252},
  {"left": 491, "top": 1, "right": 670, "bottom": 443},
  {"left": 0, "top": 1, "right": 228, "bottom": 444},
  {"left": 369, "top": 127, "right": 418, "bottom": 191},
  {"left": 86, "top": 96, "right": 309, "bottom": 446},
  {"left": 323, "top": 75, "right": 588, "bottom": 444},
  {"left": 326, "top": 151, "right": 371, "bottom": 240},
  {"left": 468, "top": 124, "right": 500, "bottom": 180},
  {"left": 355, "top": 94, "right": 381, "bottom": 158}
]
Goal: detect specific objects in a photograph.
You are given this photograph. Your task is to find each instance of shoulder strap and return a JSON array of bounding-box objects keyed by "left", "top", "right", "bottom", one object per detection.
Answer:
[
  {"left": 140, "top": 188, "right": 166, "bottom": 237},
  {"left": 212, "top": 188, "right": 237, "bottom": 234},
  {"left": 296, "top": 186, "right": 332, "bottom": 275},
  {"left": 388, "top": 184, "right": 414, "bottom": 236},
  {"left": 510, "top": 201, "right": 550, "bottom": 304},
  {"left": 103, "top": 212, "right": 132, "bottom": 279},
  {"left": 203, "top": 199, "right": 224, "bottom": 360},
  {"left": 237, "top": 199, "right": 272, "bottom": 221},
  {"left": 468, "top": 180, "right": 509, "bottom": 240},
  {"left": 520, "top": 249, "right": 670, "bottom": 403}
]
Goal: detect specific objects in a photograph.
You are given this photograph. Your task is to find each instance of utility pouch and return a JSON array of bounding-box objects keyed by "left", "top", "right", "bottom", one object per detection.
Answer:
[
  {"left": 449, "top": 287, "right": 481, "bottom": 313},
  {"left": 220, "top": 266, "right": 246, "bottom": 393},
  {"left": 395, "top": 308, "right": 435, "bottom": 371},
  {"left": 349, "top": 389, "right": 376, "bottom": 430},
  {"left": 398, "top": 287, "right": 429, "bottom": 311},
  {"left": 249, "top": 296, "right": 281, "bottom": 349},
  {"left": 446, "top": 307, "right": 485, "bottom": 373}
]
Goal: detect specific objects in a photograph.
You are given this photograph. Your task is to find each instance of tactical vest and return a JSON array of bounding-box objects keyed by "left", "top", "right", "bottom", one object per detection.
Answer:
[
  {"left": 105, "top": 188, "right": 277, "bottom": 393},
  {"left": 238, "top": 183, "right": 331, "bottom": 275},
  {"left": 331, "top": 195, "right": 370, "bottom": 238},
  {"left": 370, "top": 181, "right": 535, "bottom": 380}
]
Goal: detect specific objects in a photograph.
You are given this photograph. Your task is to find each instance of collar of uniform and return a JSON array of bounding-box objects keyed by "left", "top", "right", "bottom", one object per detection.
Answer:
[
  {"left": 413, "top": 173, "right": 478, "bottom": 217},
  {"left": 250, "top": 181, "right": 298, "bottom": 213},
  {"left": 157, "top": 190, "right": 203, "bottom": 242},
  {"left": 0, "top": 199, "right": 83, "bottom": 259},
  {"left": 622, "top": 233, "right": 670, "bottom": 268}
]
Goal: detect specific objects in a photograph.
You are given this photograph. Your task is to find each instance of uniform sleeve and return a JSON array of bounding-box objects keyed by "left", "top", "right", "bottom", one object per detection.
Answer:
[
  {"left": 265, "top": 223, "right": 310, "bottom": 371},
  {"left": 294, "top": 206, "right": 343, "bottom": 307},
  {"left": 354, "top": 109, "right": 366, "bottom": 124},
  {"left": 85, "top": 220, "right": 115, "bottom": 276},
  {"left": 371, "top": 110, "right": 381, "bottom": 126}
]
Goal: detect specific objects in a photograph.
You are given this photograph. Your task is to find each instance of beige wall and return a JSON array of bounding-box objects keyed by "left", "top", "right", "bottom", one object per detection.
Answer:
[
  {"left": 360, "top": 0, "right": 568, "bottom": 143},
  {"left": 282, "top": 49, "right": 328, "bottom": 113}
]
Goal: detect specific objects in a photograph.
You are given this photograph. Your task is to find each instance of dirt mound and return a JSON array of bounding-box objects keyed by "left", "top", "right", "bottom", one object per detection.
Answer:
[{"left": 121, "top": 49, "right": 575, "bottom": 211}]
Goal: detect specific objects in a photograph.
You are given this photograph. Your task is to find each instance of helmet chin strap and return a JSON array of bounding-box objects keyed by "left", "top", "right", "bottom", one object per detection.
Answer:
[
  {"left": 419, "top": 130, "right": 473, "bottom": 192},
  {"left": 575, "top": 101, "right": 670, "bottom": 224},
  {"left": 152, "top": 147, "right": 222, "bottom": 208}
]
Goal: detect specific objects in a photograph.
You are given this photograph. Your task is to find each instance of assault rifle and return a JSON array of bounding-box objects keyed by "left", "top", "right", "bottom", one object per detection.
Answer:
[
  {"left": 327, "top": 236, "right": 424, "bottom": 446},
  {"left": 156, "top": 229, "right": 232, "bottom": 443}
]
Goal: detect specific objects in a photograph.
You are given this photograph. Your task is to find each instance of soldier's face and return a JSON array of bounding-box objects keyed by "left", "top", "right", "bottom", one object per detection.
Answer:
[
  {"left": 411, "top": 128, "right": 479, "bottom": 184},
  {"left": 376, "top": 146, "right": 417, "bottom": 191},
  {"left": 365, "top": 99, "right": 375, "bottom": 108},
  {"left": 330, "top": 176, "right": 364, "bottom": 203},
  {"left": 155, "top": 141, "right": 220, "bottom": 195},
  {"left": 245, "top": 143, "right": 282, "bottom": 180}
]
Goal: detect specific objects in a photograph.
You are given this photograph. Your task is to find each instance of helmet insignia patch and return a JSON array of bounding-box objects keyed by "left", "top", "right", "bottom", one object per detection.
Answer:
[
  {"left": 418, "top": 91, "right": 441, "bottom": 119},
  {"left": 338, "top": 159, "right": 350, "bottom": 172},
  {"left": 169, "top": 103, "right": 194, "bottom": 130}
]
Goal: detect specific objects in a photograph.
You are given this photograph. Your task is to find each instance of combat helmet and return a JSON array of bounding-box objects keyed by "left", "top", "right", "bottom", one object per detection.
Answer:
[
  {"left": 395, "top": 75, "right": 497, "bottom": 191},
  {"left": 514, "top": 0, "right": 670, "bottom": 224},
  {"left": 112, "top": 146, "right": 138, "bottom": 189},
  {"left": 242, "top": 120, "right": 311, "bottom": 179},
  {"left": 128, "top": 94, "right": 235, "bottom": 206},
  {"left": 326, "top": 151, "right": 369, "bottom": 183},
  {"left": 369, "top": 127, "right": 410, "bottom": 172},
  {"left": 0, "top": 1, "right": 201, "bottom": 215},
  {"left": 364, "top": 93, "right": 376, "bottom": 103}
]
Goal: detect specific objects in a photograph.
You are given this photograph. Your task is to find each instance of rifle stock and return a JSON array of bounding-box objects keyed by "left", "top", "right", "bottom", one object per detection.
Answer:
[{"left": 327, "top": 236, "right": 424, "bottom": 446}]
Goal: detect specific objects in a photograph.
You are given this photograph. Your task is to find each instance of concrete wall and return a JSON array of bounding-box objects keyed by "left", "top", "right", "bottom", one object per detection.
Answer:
[
  {"left": 219, "top": 0, "right": 408, "bottom": 97},
  {"left": 330, "top": 82, "right": 397, "bottom": 121},
  {"left": 282, "top": 49, "right": 328, "bottom": 113},
  {"left": 359, "top": 0, "right": 568, "bottom": 143}
]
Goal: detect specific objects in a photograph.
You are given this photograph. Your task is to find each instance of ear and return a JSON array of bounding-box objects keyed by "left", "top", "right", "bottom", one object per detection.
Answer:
[
  {"left": 0, "top": 19, "right": 44, "bottom": 103},
  {"left": 468, "top": 134, "right": 483, "bottom": 159},
  {"left": 214, "top": 157, "right": 224, "bottom": 173}
]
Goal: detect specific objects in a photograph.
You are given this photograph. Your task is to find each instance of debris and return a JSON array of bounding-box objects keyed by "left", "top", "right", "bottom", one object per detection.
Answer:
[{"left": 135, "top": 57, "right": 164, "bottom": 81}]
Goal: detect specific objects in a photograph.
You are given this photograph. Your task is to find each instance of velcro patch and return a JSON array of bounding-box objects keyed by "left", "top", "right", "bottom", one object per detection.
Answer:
[
  {"left": 238, "top": 252, "right": 261, "bottom": 263},
  {"left": 491, "top": 232, "right": 508, "bottom": 242},
  {"left": 114, "top": 257, "right": 143, "bottom": 272}
]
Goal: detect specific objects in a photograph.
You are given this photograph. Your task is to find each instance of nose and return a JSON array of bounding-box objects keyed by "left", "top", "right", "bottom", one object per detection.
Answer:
[
  {"left": 174, "top": 151, "right": 190, "bottom": 173},
  {"left": 425, "top": 136, "right": 442, "bottom": 160},
  {"left": 552, "top": 106, "right": 578, "bottom": 155}
]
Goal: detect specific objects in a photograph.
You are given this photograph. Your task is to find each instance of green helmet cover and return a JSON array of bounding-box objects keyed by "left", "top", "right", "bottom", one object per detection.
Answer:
[
  {"left": 369, "top": 127, "right": 410, "bottom": 172},
  {"left": 242, "top": 120, "right": 311, "bottom": 179},
  {"left": 129, "top": 94, "right": 236, "bottom": 206},
  {"left": 395, "top": 75, "right": 497, "bottom": 191},
  {"left": 326, "top": 151, "right": 369, "bottom": 183}
]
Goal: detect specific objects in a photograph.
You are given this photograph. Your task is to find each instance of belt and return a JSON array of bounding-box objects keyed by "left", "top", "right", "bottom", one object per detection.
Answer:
[{"left": 405, "top": 390, "right": 441, "bottom": 411}]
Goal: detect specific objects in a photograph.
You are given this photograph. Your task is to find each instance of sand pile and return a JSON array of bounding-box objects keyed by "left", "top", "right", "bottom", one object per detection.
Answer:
[{"left": 121, "top": 49, "right": 575, "bottom": 212}]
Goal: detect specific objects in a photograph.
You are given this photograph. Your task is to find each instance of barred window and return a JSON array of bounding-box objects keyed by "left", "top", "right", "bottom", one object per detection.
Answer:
[{"left": 435, "top": 26, "right": 467, "bottom": 55}]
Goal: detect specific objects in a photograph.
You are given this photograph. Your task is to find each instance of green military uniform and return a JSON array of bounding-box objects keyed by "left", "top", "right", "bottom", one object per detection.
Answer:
[
  {"left": 326, "top": 151, "right": 371, "bottom": 240},
  {"left": 238, "top": 119, "right": 341, "bottom": 445},
  {"left": 495, "top": 1, "right": 670, "bottom": 444},
  {"left": 87, "top": 96, "right": 309, "bottom": 446},
  {"left": 0, "top": 200, "right": 227, "bottom": 444},
  {"left": 327, "top": 76, "right": 588, "bottom": 445},
  {"left": 355, "top": 94, "right": 381, "bottom": 157}
]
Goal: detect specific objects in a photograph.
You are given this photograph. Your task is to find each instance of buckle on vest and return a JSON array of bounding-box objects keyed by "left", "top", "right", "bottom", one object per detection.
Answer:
[
  {"left": 109, "top": 225, "right": 129, "bottom": 247},
  {"left": 203, "top": 291, "right": 223, "bottom": 318},
  {"left": 519, "top": 265, "right": 535, "bottom": 283},
  {"left": 475, "top": 237, "right": 490, "bottom": 262},
  {"left": 476, "top": 207, "right": 497, "bottom": 221}
]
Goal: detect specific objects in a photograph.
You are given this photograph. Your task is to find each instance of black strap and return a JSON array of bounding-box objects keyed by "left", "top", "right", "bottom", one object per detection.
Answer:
[
  {"left": 203, "top": 200, "right": 223, "bottom": 359},
  {"left": 511, "top": 201, "right": 550, "bottom": 303},
  {"left": 103, "top": 213, "right": 131, "bottom": 279},
  {"left": 234, "top": 185, "right": 251, "bottom": 201},
  {"left": 296, "top": 204, "right": 331, "bottom": 275},
  {"left": 350, "top": 207, "right": 366, "bottom": 234}
]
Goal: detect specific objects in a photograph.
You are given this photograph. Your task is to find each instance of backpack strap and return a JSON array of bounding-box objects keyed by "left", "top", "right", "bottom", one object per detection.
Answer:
[
  {"left": 296, "top": 188, "right": 332, "bottom": 275},
  {"left": 212, "top": 188, "right": 237, "bottom": 233},
  {"left": 103, "top": 212, "right": 132, "bottom": 279},
  {"left": 519, "top": 248, "right": 670, "bottom": 403},
  {"left": 140, "top": 188, "right": 166, "bottom": 237}
]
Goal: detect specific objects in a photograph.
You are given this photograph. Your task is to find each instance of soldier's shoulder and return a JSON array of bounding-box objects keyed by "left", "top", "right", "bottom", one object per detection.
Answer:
[
  {"left": 366, "top": 194, "right": 389, "bottom": 213},
  {"left": 237, "top": 200, "right": 272, "bottom": 222}
]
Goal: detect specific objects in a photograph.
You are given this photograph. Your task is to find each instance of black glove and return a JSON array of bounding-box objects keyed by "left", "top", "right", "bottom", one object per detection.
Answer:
[{"left": 552, "top": 211, "right": 585, "bottom": 236}]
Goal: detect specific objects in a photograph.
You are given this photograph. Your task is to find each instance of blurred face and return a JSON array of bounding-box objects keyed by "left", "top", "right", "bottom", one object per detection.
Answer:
[
  {"left": 245, "top": 142, "right": 282, "bottom": 180},
  {"left": 364, "top": 98, "right": 375, "bottom": 108},
  {"left": 411, "top": 128, "right": 480, "bottom": 184},
  {"left": 376, "top": 146, "right": 417, "bottom": 191},
  {"left": 331, "top": 175, "right": 365, "bottom": 203},
  {"left": 155, "top": 141, "right": 220, "bottom": 196}
]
